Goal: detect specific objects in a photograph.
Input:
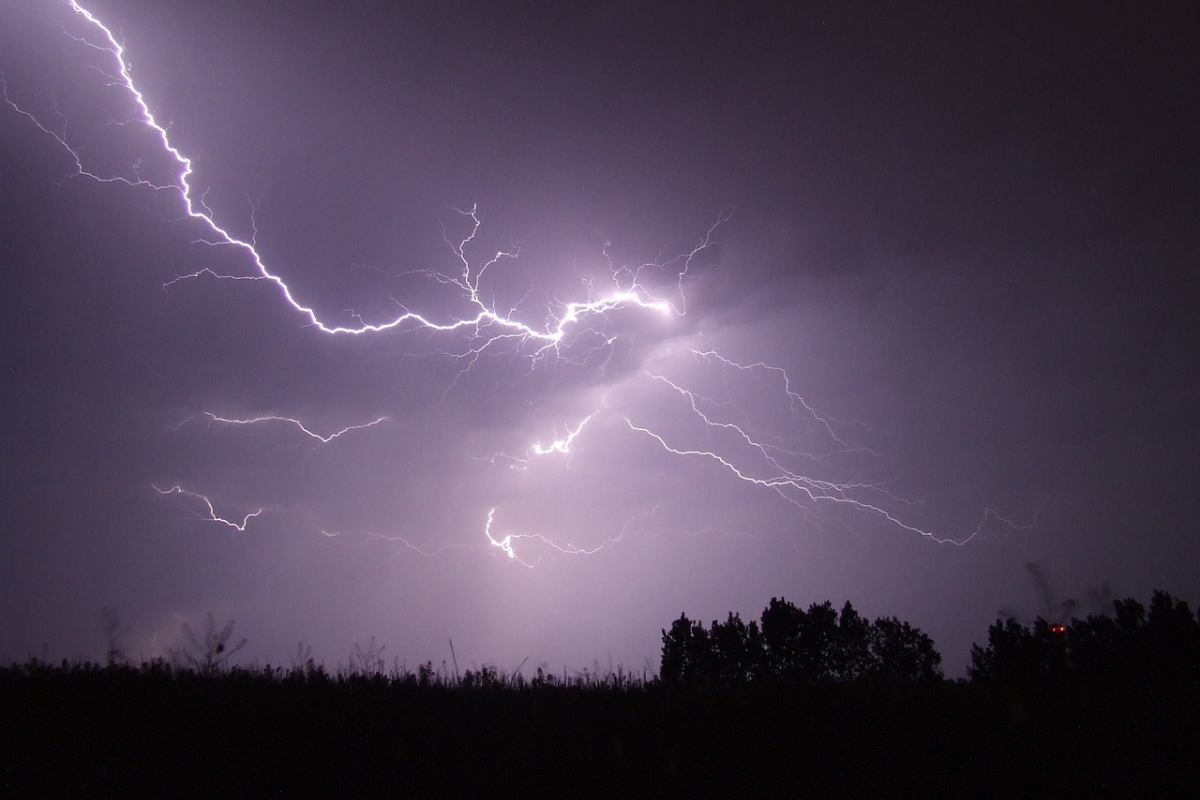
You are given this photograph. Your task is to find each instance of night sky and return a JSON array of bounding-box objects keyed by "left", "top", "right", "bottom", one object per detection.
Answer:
[{"left": 1, "top": 0, "right": 1196, "bottom": 676}]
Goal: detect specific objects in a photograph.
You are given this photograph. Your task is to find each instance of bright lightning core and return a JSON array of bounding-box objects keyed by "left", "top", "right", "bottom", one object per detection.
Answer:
[
  {"left": 8, "top": 3, "right": 711, "bottom": 365},
  {"left": 530, "top": 411, "right": 598, "bottom": 456}
]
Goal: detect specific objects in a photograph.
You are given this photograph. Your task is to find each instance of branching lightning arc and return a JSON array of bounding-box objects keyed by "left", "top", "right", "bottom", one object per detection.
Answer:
[
  {"left": 624, "top": 356, "right": 1034, "bottom": 546},
  {"left": 5, "top": 4, "right": 718, "bottom": 358},
  {"left": 178, "top": 412, "right": 389, "bottom": 445},
  {"left": 483, "top": 508, "right": 633, "bottom": 568},
  {"left": 4, "top": 1, "right": 1034, "bottom": 554},
  {"left": 152, "top": 485, "right": 262, "bottom": 533}
]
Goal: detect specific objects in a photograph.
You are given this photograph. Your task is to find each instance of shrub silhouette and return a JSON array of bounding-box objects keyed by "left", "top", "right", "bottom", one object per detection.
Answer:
[
  {"left": 661, "top": 597, "right": 942, "bottom": 686},
  {"left": 100, "top": 606, "right": 130, "bottom": 667},
  {"left": 174, "top": 611, "right": 247, "bottom": 674}
]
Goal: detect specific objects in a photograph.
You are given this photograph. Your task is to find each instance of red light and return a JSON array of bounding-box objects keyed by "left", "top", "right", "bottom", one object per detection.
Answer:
[{"left": 1050, "top": 624, "right": 1067, "bottom": 635}]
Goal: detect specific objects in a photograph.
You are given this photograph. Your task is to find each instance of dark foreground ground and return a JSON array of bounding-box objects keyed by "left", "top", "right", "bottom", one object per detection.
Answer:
[{"left": 2, "top": 664, "right": 1197, "bottom": 798}]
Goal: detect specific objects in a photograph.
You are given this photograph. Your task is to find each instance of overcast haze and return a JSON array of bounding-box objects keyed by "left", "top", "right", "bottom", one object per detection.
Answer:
[{"left": 1, "top": 0, "right": 1197, "bottom": 675}]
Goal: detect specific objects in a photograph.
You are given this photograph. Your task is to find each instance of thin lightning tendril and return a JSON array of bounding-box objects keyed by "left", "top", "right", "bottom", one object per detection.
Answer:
[
  {"left": 690, "top": 350, "right": 875, "bottom": 457},
  {"left": 365, "top": 532, "right": 467, "bottom": 559},
  {"left": 181, "top": 411, "right": 389, "bottom": 444},
  {"left": 337, "top": 506, "right": 762, "bottom": 566},
  {"left": 153, "top": 484, "right": 262, "bottom": 532},
  {"left": 626, "top": 357, "right": 1034, "bottom": 546},
  {"left": 483, "top": 508, "right": 630, "bottom": 568}
]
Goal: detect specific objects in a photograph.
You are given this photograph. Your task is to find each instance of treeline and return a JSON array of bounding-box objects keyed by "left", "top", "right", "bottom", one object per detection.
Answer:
[
  {"left": 10, "top": 589, "right": 1200, "bottom": 690},
  {"left": 969, "top": 589, "right": 1200, "bottom": 688},
  {"left": 660, "top": 598, "right": 941, "bottom": 687},
  {"left": 661, "top": 590, "right": 1200, "bottom": 690}
]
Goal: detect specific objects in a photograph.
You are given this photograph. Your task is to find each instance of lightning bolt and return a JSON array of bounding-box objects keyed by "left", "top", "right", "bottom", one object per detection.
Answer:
[
  {"left": 365, "top": 531, "right": 468, "bottom": 559},
  {"left": 625, "top": 355, "right": 1035, "bottom": 546},
  {"left": 153, "top": 484, "right": 262, "bottom": 532},
  {"left": 483, "top": 508, "right": 632, "bottom": 568},
  {"left": 473, "top": 452, "right": 530, "bottom": 470},
  {"left": 180, "top": 412, "right": 388, "bottom": 445},
  {"left": 5, "top": 3, "right": 1034, "bottom": 559},
  {"left": 689, "top": 349, "right": 876, "bottom": 457},
  {"left": 530, "top": 410, "right": 598, "bottom": 456},
  {"left": 5, "top": 0, "right": 718, "bottom": 374}
]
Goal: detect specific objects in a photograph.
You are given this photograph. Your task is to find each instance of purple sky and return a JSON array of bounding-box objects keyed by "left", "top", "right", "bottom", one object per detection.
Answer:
[{"left": 1, "top": 1, "right": 1197, "bottom": 676}]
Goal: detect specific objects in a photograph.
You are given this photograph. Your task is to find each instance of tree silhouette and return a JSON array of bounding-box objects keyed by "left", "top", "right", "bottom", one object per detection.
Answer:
[
  {"left": 660, "top": 614, "right": 715, "bottom": 685},
  {"left": 868, "top": 616, "right": 943, "bottom": 685},
  {"left": 834, "top": 601, "right": 873, "bottom": 682},
  {"left": 709, "top": 612, "right": 760, "bottom": 684},
  {"left": 760, "top": 596, "right": 806, "bottom": 679}
]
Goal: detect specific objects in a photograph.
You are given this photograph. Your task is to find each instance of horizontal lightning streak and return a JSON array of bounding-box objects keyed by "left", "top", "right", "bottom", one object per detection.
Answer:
[
  {"left": 625, "top": 359, "right": 1037, "bottom": 546},
  {"left": 365, "top": 531, "right": 467, "bottom": 559},
  {"left": 690, "top": 350, "right": 874, "bottom": 456},
  {"left": 192, "top": 412, "right": 388, "bottom": 444},
  {"left": 153, "top": 484, "right": 262, "bottom": 532},
  {"left": 641, "top": 371, "right": 844, "bottom": 495},
  {"left": 484, "top": 508, "right": 630, "bottom": 568},
  {"left": 331, "top": 506, "right": 753, "bottom": 564},
  {"left": 622, "top": 418, "right": 971, "bottom": 545}
]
